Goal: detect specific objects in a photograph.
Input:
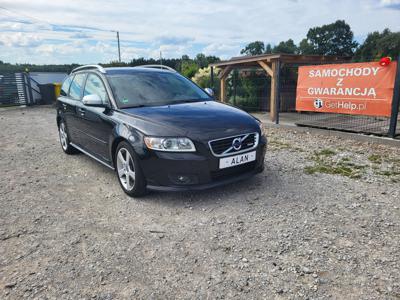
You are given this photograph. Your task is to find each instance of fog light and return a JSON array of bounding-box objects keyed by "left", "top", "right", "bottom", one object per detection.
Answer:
[
  {"left": 169, "top": 174, "right": 198, "bottom": 185},
  {"left": 178, "top": 175, "right": 190, "bottom": 184}
]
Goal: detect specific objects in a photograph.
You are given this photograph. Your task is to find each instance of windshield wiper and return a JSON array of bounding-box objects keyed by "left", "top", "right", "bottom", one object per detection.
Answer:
[
  {"left": 172, "top": 99, "right": 204, "bottom": 104},
  {"left": 124, "top": 104, "right": 148, "bottom": 108}
]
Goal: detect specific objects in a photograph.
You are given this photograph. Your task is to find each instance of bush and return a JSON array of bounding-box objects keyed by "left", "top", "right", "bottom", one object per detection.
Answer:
[{"left": 191, "top": 66, "right": 220, "bottom": 88}]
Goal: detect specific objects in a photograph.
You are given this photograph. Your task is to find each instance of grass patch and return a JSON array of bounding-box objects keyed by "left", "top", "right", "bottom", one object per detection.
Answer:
[
  {"left": 377, "top": 170, "right": 400, "bottom": 177},
  {"left": 269, "top": 140, "right": 291, "bottom": 149},
  {"left": 305, "top": 160, "right": 365, "bottom": 179},
  {"left": 315, "top": 149, "right": 336, "bottom": 156},
  {"left": 291, "top": 146, "right": 305, "bottom": 152},
  {"left": 305, "top": 148, "right": 400, "bottom": 181},
  {"left": 305, "top": 149, "right": 366, "bottom": 179},
  {"left": 368, "top": 154, "right": 400, "bottom": 179},
  {"left": 368, "top": 154, "right": 382, "bottom": 163}
]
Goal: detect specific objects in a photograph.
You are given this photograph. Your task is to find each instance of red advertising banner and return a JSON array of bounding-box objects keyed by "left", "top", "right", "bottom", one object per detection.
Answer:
[{"left": 296, "top": 61, "right": 397, "bottom": 117}]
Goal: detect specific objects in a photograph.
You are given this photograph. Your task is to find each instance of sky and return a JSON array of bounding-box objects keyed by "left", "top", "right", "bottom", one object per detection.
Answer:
[{"left": 0, "top": 0, "right": 399, "bottom": 64}]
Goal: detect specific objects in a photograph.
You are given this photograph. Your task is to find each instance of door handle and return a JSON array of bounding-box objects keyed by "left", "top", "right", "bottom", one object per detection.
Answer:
[{"left": 78, "top": 108, "right": 86, "bottom": 115}]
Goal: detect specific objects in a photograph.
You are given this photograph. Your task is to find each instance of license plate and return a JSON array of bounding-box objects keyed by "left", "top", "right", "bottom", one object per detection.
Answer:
[{"left": 219, "top": 151, "right": 256, "bottom": 169}]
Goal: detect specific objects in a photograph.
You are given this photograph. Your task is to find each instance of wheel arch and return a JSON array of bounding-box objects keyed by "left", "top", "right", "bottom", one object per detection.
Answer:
[
  {"left": 111, "top": 136, "right": 127, "bottom": 167},
  {"left": 109, "top": 123, "right": 146, "bottom": 167}
]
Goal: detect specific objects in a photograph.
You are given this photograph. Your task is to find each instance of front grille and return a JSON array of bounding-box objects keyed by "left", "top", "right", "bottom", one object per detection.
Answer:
[
  {"left": 209, "top": 132, "right": 259, "bottom": 157},
  {"left": 211, "top": 161, "right": 257, "bottom": 181}
]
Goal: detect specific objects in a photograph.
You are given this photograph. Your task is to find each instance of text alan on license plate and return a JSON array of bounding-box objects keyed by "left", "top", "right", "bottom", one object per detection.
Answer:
[{"left": 219, "top": 151, "right": 256, "bottom": 169}]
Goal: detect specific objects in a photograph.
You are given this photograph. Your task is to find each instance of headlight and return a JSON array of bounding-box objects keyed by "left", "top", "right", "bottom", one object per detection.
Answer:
[{"left": 144, "top": 137, "right": 196, "bottom": 152}]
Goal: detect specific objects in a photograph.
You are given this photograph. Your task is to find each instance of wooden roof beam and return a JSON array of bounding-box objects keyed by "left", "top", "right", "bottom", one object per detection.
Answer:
[
  {"left": 257, "top": 61, "right": 273, "bottom": 77},
  {"left": 210, "top": 54, "right": 352, "bottom": 68},
  {"left": 218, "top": 66, "right": 233, "bottom": 79}
]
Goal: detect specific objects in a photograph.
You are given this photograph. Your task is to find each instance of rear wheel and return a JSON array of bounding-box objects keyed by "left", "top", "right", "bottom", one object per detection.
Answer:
[
  {"left": 115, "top": 141, "right": 147, "bottom": 197},
  {"left": 59, "top": 121, "right": 78, "bottom": 154}
]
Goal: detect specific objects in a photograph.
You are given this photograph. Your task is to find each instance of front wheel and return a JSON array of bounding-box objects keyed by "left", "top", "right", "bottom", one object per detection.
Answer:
[
  {"left": 115, "top": 141, "right": 147, "bottom": 197},
  {"left": 59, "top": 121, "right": 78, "bottom": 154}
]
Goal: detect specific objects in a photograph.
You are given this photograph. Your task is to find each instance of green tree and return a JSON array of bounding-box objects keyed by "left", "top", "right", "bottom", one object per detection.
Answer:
[
  {"left": 265, "top": 43, "right": 272, "bottom": 54},
  {"left": 181, "top": 60, "right": 199, "bottom": 78},
  {"left": 272, "top": 39, "right": 298, "bottom": 54},
  {"left": 205, "top": 55, "right": 220, "bottom": 65},
  {"left": 298, "top": 39, "right": 314, "bottom": 55},
  {"left": 240, "top": 41, "right": 265, "bottom": 55},
  {"left": 355, "top": 29, "right": 400, "bottom": 61},
  {"left": 195, "top": 53, "right": 208, "bottom": 68},
  {"left": 181, "top": 54, "right": 190, "bottom": 61},
  {"left": 299, "top": 20, "right": 358, "bottom": 56}
]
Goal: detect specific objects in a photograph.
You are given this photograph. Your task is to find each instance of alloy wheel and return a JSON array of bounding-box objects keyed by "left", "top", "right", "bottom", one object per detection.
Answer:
[
  {"left": 59, "top": 123, "right": 68, "bottom": 150},
  {"left": 116, "top": 147, "right": 136, "bottom": 191}
]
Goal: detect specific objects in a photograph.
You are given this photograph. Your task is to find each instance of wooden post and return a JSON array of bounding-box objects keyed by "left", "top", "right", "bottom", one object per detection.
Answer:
[
  {"left": 270, "top": 61, "right": 280, "bottom": 122},
  {"left": 218, "top": 66, "right": 232, "bottom": 102},
  {"left": 275, "top": 60, "right": 281, "bottom": 124},
  {"left": 210, "top": 66, "right": 214, "bottom": 90},
  {"left": 258, "top": 60, "right": 275, "bottom": 118},
  {"left": 220, "top": 77, "right": 226, "bottom": 102}
]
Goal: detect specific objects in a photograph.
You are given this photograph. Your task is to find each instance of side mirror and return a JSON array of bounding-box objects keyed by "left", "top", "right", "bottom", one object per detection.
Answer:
[
  {"left": 82, "top": 94, "right": 104, "bottom": 106},
  {"left": 204, "top": 88, "right": 214, "bottom": 97}
]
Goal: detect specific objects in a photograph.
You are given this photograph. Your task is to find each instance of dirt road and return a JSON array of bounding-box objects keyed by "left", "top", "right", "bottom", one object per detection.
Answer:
[{"left": 1, "top": 107, "right": 399, "bottom": 299}]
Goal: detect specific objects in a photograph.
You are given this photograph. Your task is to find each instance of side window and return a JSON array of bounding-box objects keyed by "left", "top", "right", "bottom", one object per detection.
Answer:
[
  {"left": 69, "top": 73, "right": 86, "bottom": 100},
  {"left": 60, "top": 75, "right": 73, "bottom": 96},
  {"left": 83, "top": 74, "right": 109, "bottom": 103}
]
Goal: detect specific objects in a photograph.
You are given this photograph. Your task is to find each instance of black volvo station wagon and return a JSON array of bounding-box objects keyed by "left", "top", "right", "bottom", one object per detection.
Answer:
[{"left": 56, "top": 65, "right": 267, "bottom": 196}]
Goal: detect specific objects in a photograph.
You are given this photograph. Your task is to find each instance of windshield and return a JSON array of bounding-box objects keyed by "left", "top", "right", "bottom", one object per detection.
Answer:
[{"left": 107, "top": 71, "right": 211, "bottom": 108}]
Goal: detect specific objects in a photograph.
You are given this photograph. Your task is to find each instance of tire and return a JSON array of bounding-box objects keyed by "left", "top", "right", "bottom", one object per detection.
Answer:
[
  {"left": 115, "top": 141, "right": 147, "bottom": 197},
  {"left": 58, "top": 121, "right": 79, "bottom": 154}
]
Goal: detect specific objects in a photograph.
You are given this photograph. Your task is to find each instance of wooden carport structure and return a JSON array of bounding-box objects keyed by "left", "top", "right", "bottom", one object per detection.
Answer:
[{"left": 210, "top": 54, "right": 351, "bottom": 122}]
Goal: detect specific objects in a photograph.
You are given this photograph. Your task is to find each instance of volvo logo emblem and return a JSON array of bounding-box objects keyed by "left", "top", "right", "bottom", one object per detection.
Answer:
[{"left": 232, "top": 138, "right": 242, "bottom": 151}]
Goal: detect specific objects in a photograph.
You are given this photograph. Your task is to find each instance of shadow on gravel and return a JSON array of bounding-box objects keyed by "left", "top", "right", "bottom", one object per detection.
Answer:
[
  {"left": 73, "top": 145, "right": 281, "bottom": 208},
  {"left": 143, "top": 170, "right": 277, "bottom": 206}
]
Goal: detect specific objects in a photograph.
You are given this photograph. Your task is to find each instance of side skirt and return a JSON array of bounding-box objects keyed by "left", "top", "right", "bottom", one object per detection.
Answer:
[{"left": 70, "top": 142, "right": 115, "bottom": 170}]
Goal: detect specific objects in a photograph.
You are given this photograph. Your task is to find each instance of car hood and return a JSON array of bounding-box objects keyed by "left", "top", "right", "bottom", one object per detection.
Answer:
[{"left": 120, "top": 101, "right": 260, "bottom": 140}]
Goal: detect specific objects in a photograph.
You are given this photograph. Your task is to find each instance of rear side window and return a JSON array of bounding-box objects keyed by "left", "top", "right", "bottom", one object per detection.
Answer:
[
  {"left": 60, "top": 76, "right": 73, "bottom": 96},
  {"left": 69, "top": 73, "right": 86, "bottom": 100}
]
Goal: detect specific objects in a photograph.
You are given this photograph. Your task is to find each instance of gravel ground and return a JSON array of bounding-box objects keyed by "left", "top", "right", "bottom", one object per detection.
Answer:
[{"left": 0, "top": 106, "right": 399, "bottom": 299}]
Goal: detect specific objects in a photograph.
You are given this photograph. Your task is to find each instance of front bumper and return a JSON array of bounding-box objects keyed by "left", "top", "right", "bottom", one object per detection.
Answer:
[{"left": 139, "top": 137, "right": 267, "bottom": 192}]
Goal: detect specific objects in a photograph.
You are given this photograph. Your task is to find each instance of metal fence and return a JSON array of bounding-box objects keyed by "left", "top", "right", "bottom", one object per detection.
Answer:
[
  {"left": 295, "top": 113, "right": 399, "bottom": 136},
  {"left": 225, "top": 69, "right": 270, "bottom": 112},
  {"left": 224, "top": 66, "right": 301, "bottom": 112},
  {"left": 224, "top": 57, "right": 400, "bottom": 138}
]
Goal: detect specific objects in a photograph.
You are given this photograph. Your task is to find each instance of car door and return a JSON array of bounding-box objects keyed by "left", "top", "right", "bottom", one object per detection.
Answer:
[
  {"left": 76, "top": 72, "right": 115, "bottom": 163},
  {"left": 58, "top": 74, "right": 80, "bottom": 143},
  {"left": 66, "top": 72, "right": 87, "bottom": 147}
]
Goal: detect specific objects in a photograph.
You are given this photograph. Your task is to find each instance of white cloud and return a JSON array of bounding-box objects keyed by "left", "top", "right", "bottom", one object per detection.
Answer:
[
  {"left": 1, "top": 0, "right": 399, "bottom": 63},
  {"left": 203, "top": 43, "right": 241, "bottom": 59},
  {"left": 381, "top": 0, "right": 400, "bottom": 5},
  {"left": 0, "top": 32, "right": 42, "bottom": 47},
  {"left": 380, "top": 0, "right": 400, "bottom": 8}
]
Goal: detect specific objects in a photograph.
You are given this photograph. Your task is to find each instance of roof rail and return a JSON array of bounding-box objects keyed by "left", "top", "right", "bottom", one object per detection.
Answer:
[
  {"left": 71, "top": 64, "right": 106, "bottom": 74},
  {"left": 134, "top": 64, "right": 176, "bottom": 72}
]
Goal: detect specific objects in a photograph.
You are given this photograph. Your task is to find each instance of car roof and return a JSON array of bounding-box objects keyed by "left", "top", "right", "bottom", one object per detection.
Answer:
[{"left": 103, "top": 67, "right": 174, "bottom": 75}]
